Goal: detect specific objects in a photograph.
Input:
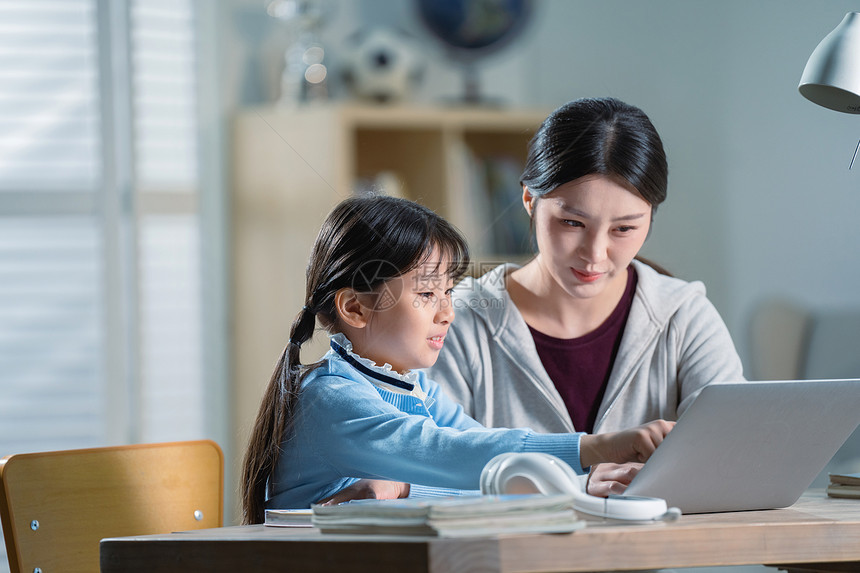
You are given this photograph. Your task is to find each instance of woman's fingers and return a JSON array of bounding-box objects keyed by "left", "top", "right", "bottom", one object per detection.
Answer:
[{"left": 587, "top": 462, "right": 644, "bottom": 496}]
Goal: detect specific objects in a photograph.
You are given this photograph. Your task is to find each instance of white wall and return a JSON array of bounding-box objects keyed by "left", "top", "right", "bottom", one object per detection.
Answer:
[
  {"left": 721, "top": 2, "right": 860, "bottom": 365},
  {"left": 519, "top": 0, "right": 734, "bottom": 308}
]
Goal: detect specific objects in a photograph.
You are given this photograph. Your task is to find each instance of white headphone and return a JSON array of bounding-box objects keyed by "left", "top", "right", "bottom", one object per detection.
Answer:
[{"left": 480, "top": 452, "right": 681, "bottom": 522}]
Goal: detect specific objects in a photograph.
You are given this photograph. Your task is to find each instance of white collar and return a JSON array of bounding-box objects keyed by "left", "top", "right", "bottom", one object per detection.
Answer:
[{"left": 329, "top": 333, "right": 433, "bottom": 405}]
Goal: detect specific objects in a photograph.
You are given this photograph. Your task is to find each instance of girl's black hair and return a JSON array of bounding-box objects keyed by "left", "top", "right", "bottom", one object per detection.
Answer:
[
  {"left": 241, "top": 195, "right": 470, "bottom": 524},
  {"left": 520, "top": 97, "right": 668, "bottom": 209}
]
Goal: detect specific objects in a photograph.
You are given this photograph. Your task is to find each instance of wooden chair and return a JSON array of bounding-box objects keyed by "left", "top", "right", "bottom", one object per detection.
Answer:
[{"left": 0, "top": 439, "right": 223, "bottom": 573}]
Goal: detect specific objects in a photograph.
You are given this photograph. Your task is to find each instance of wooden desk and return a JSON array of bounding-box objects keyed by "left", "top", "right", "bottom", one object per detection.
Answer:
[{"left": 100, "top": 491, "right": 860, "bottom": 573}]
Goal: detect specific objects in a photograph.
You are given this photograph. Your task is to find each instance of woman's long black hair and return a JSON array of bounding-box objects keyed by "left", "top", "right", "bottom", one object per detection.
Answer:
[
  {"left": 520, "top": 97, "right": 668, "bottom": 209},
  {"left": 241, "top": 195, "right": 470, "bottom": 524}
]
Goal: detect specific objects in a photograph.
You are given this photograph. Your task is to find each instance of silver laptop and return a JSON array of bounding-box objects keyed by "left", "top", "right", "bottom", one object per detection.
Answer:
[{"left": 625, "top": 379, "right": 860, "bottom": 513}]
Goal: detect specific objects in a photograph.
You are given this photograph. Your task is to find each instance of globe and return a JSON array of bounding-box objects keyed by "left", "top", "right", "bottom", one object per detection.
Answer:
[
  {"left": 416, "top": 0, "right": 534, "bottom": 103},
  {"left": 417, "top": 0, "right": 532, "bottom": 55}
]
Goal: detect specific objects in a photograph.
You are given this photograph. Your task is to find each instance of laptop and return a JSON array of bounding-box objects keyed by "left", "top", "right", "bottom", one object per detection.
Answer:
[{"left": 624, "top": 379, "right": 860, "bottom": 513}]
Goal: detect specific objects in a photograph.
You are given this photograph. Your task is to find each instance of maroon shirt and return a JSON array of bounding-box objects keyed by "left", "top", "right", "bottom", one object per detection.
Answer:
[{"left": 527, "top": 266, "right": 638, "bottom": 433}]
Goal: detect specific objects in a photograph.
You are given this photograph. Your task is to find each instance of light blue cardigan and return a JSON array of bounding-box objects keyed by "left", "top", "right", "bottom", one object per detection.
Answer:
[{"left": 266, "top": 334, "right": 586, "bottom": 509}]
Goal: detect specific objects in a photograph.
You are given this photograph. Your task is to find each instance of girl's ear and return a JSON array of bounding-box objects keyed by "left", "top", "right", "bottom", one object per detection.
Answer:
[
  {"left": 522, "top": 186, "right": 536, "bottom": 217},
  {"left": 334, "top": 287, "right": 370, "bottom": 328}
]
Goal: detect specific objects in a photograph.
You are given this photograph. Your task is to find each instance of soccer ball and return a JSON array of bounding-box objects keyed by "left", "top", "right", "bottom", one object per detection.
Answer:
[{"left": 341, "top": 28, "right": 425, "bottom": 103}]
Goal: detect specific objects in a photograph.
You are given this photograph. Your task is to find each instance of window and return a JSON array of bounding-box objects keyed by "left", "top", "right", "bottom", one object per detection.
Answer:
[{"left": 0, "top": 1, "right": 222, "bottom": 566}]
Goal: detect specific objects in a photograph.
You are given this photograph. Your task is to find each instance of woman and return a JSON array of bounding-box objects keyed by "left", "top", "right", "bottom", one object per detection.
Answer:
[{"left": 427, "top": 97, "right": 744, "bottom": 494}]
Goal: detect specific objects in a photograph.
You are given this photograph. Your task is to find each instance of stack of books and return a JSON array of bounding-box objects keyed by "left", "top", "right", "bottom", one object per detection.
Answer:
[
  {"left": 267, "top": 494, "right": 585, "bottom": 537},
  {"left": 826, "top": 472, "right": 860, "bottom": 499}
]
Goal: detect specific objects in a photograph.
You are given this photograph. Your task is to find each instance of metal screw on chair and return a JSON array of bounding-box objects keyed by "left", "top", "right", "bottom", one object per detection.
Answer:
[
  {"left": 31, "top": 521, "right": 42, "bottom": 573},
  {"left": 194, "top": 510, "right": 204, "bottom": 521}
]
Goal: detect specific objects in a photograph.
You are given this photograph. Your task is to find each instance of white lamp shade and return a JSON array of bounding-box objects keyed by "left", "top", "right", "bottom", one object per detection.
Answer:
[{"left": 799, "top": 12, "right": 860, "bottom": 113}]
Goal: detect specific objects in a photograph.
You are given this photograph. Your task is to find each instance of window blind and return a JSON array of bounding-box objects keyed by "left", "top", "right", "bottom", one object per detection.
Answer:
[
  {"left": 0, "top": 217, "right": 105, "bottom": 453},
  {"left": 0, "top": 1, "right": 206, "bottom": 567},
  {"left": 0, "top": 0, "right": 101, "bottom": 192},
  {"left": 131, "top": 0, "right": 204, "bottom": 442},
  {"left": 131, "top": 0, "right": 198, "bottom": 191},
  {"left": 0, "top": 0, "right": 105, "bottom": 452},
  {"left": 139, "top": 214, "right": 204, "bottom": 441}
]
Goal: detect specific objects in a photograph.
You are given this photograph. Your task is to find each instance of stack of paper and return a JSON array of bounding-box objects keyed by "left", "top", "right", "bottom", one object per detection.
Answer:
[
  {"left": 826, "top": 472, "right": 860, "bottom": 499},
  {"left": 264, "top": 508, "right": 314, "bottom": 527},
  {"left": 309, "top": 494, "right": 584, "bottom": 537}
]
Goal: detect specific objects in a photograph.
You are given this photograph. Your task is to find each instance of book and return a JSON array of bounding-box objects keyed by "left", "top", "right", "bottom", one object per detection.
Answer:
[
  {"left": 483, "top": 155, "right": 530, "bottom": 256},
  {"left": 264, "top": 508, "right": 314, "bottom": 527},
  {"left": 826, "top": 472, "right": 860, "bottom": 499},
  {"left": 829, "top": 472, "right": 860, "bottom": 486},
  {"left": 310, "top": 494, "right": 585, "bottom": 537},
  {"left": 459, "top": 148, "right": 530, "bottom": 258},
  {"left": 826, "top": 484, "right": 860, "bottom": 499}
]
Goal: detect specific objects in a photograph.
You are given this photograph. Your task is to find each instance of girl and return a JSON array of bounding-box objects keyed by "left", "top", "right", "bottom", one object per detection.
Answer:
[
  {"left": 241, "top": 194, "right": 673, "bottom": 523},
  {"left": 428, "top": 97, "right": 745, "bottom": 496}
]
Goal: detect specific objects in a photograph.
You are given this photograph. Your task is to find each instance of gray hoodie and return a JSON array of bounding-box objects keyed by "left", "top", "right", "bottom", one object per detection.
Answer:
[{"left": 427, "top": 260, "right": 745, "bottom": 434}]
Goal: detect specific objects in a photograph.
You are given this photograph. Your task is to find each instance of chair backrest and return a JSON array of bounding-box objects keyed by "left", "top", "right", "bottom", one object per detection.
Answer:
[
  {"left": 748, "top": 300, "right": 860, "bottom": 487},
  {"left": 747, "top": 297, "right": 811, "bottom": 380},
  {"left": 0, "top": 439, "right": 223, "bottom": 573},
  {"left": 802, "top": 310, "right": 860, "bottom": 487}
]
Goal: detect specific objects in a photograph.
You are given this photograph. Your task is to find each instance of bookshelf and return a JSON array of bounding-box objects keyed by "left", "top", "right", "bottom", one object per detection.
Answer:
[{"left": 230, "top": 103, "right": 547, "bottom": 469}]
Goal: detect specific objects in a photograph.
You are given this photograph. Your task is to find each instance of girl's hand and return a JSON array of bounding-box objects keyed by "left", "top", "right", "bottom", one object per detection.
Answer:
[
  {"left": 316, "top": 479, "right": 411, "bottom": 506},
  {"left": 586, "top": 462, "right": 643, "bottom": 497},
  {"left": 580, "top": 419, "right": 675, "bottom": 468}
]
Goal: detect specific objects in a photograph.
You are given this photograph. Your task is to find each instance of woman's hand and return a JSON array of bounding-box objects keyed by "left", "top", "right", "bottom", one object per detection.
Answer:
[
  {"left": 316, "top": 479, "right": 410, "bottom": 506},
  {"left": 586, "top": 462, "right": 643, "bottom": 497},
  {"left": 579, "top": 419, "right": 675, "bottom": 468}
]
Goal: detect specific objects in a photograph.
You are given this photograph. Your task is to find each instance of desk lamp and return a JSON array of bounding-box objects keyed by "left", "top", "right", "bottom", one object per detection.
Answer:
[{"left": 799, "top": 11, "right": 860, "bottom": 167}]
